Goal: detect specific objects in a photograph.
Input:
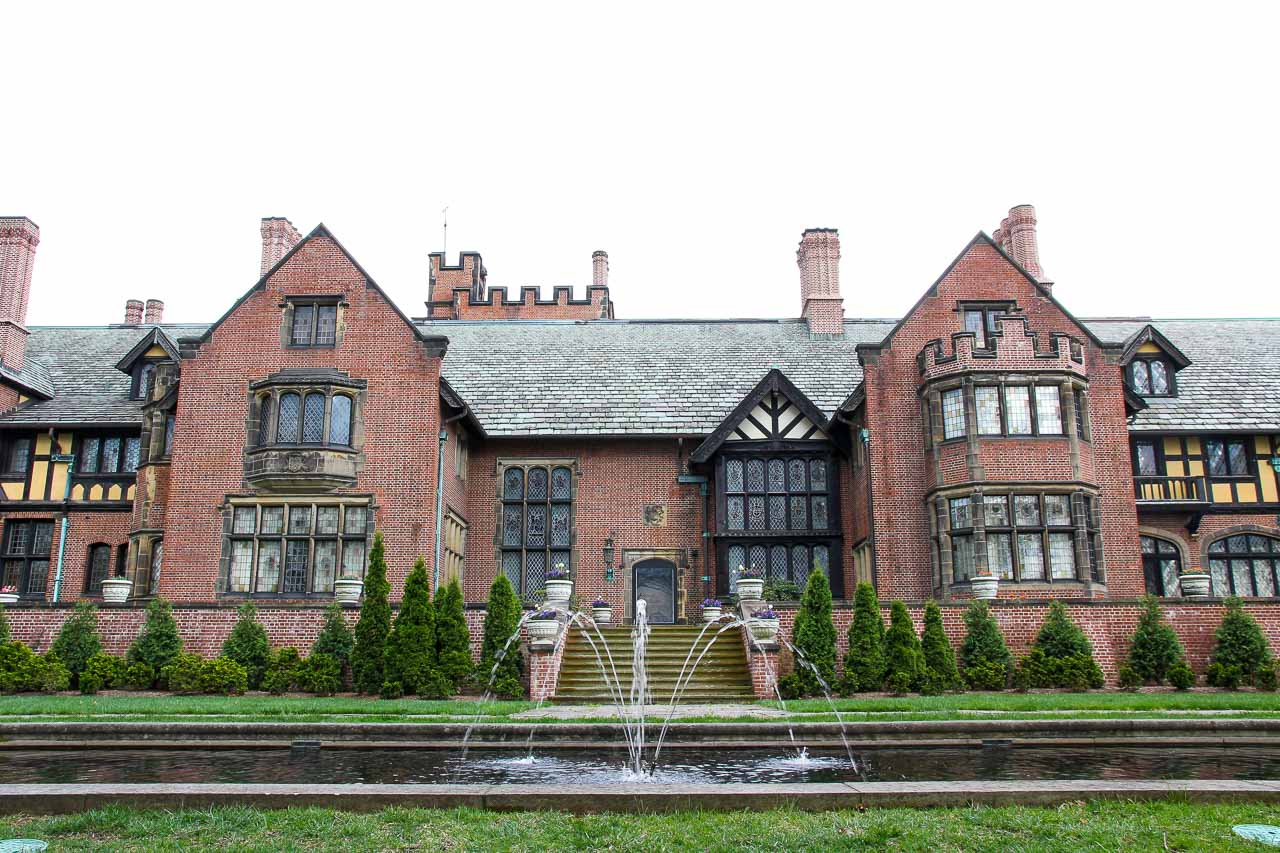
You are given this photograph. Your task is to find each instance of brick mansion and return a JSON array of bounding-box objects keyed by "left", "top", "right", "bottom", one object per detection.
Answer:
[{"left": 1, "top": 206, "right": 1278, "bottom": 678}]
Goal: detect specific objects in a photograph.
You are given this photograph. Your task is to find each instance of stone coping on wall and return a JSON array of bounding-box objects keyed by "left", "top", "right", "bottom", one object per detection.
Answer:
[{"left": 2, "top": 780, "right": 1279, "bottom": 814}]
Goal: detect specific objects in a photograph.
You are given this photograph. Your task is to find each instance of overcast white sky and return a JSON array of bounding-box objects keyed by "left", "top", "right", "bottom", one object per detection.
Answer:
[{"left": 5, "top": 2, "right": 1277, "bottom": 326}]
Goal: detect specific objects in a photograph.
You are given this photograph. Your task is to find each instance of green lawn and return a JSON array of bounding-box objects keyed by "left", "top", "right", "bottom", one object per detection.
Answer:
[
  {"left": 1, "top": 690, "right": 1279, "bottom": 725},
  {"left": 2, "top": 802, "right": 1279, "bottom": 851}
]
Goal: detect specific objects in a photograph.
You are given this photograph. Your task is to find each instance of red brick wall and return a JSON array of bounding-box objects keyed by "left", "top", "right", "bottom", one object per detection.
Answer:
[
  {"left": 861, "top": 238, "right": 1141, "bottom": 600},
  {"left": 1138, "top": 513, "right": 1280, "bottom": 573},
  {"left": 164, "top": 235, "right": 443, "bottom": 601},
  {"left": 0, "top": 509, "right": 130, "bottom": 602}
]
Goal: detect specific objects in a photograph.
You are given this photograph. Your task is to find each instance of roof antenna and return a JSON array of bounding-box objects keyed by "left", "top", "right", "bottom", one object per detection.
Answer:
[{"left": 441, "top": 205, "right": 450, "bottom": 260}]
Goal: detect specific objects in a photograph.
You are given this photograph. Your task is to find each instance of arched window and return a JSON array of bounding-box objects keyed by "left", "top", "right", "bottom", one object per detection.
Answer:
[
  {"left": 256, "top": 396, "right": 273, "bottom": 447},
  {"left": 301, "top": 393, "right": 325, "bottom": 443},
  {"left": 329, "top": 395, "right": 352, "bottom": 446},
  {"left": 1140, "top": 535, "right": 1181, "bottom": 597},
  {"left": 84, "top": 543, "right": 111, "bottom": 594},
  {"left": 277, "top": 393, "right": 300, "bottom": 443},
  {"left": 1209, "top": 534, "right": 1280, "bottom": 597}
]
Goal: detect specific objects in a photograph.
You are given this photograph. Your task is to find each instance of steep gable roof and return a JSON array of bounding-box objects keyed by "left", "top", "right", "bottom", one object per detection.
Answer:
[
  {"left": 1118, "top": 323, "right": 1192, "bottom": 369},
  {"left": 115, "top": 326, "right": 181, "bottom": 373},
  {"left": 690, "top": 368, "right": 836, "bottom": 463}
]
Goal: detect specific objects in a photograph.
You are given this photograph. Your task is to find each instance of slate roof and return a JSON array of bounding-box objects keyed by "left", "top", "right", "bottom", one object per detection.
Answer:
[
  {"left": 0, "top": 315, "right": 1274, "bottom": 437},
  {"left": 416, "top": 318, "right": 897, "bottom": 436},
  {"left": 0, "top": 324, "right": 209, "bottom": 426},
  {"left": 1083, "top": 318, "right": 1280, "bottom": 433}
]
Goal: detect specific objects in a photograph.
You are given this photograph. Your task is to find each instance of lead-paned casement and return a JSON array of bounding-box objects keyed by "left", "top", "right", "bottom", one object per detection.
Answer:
[
  {"left": 1205, "top": 438, "right": 1251, "bottom": 478},
  {"left": 942, "top": 388, "right": 966, "bottom": 439},
  {"left": 975, "top": 386, "right": 1003, "bottom": 435},
  {"left": 2, "top": 520, "right": 53, "bottom": 597},
  {"left": 225, "top": 501, "right": 370, "bottom": 596},
  {"left": 1208, "top": 534, "right": 1280, "bottom": 598},
  {"left": 1141, "top": 535, "right": 1182, "bottom": 596},
  {"left": 442, "top": 509, "right": 467, "bottom": 587},
  {"left": 289, "top": 303, "right": 339, "bottom": 348},
  {"left": 1004, "top": 387, "right": 1033, "bottom": 435},
  {"left": 78, "top": 434, "right": 142, "bottom": 474},
  {"left": 84, "top": 543, "right": 111, "bottom": 594},
  {"left": 946, "top": 492, "right": 1091, "bottom": 585},
  {"left": 1034, "top": 386, "right": 1064, "bottom": 435},
  {"left": 499, "top": 462, "right": 574, "bottom": 601}
]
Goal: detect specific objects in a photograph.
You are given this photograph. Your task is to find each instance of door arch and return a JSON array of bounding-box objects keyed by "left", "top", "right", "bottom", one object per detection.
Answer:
[{"left": 633, "top": 558, "right": 676, "bottom": 624}]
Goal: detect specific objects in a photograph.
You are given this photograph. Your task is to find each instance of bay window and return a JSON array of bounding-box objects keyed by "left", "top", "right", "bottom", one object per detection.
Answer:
[{"left": 945, "top": 491, "right": 1097, "bottom": 584}]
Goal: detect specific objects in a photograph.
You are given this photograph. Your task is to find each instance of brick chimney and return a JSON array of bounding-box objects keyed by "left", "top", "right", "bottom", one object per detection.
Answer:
[
  {"left": 144, "top": 299, "right": 165, "bottom": 324},
  {"left": 592, "top": 250, "right": 609, "bottom": 287},
  {"left": 0, "top": 217, "right": 39, "bottom": 371},
  {"left": 797, "top": 228, "right": 844, "bottom": 337},
  {"left": 260, "top": 217, "right": 303, "bottom": 277},
  {"left": 994, "top": 204, "right": 1048, "bottom": 285},
  {"left": 124, "top": 299, "right": 144, "bottom": 325}
]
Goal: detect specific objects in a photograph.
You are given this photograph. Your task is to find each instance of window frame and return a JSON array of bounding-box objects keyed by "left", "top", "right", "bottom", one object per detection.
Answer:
[
  {"left": 1204, "top": 437, "right": 1253, "bottom": 480},
  {"left": 1140, "top": 535, "right": 1182, "bottom": 597},
  {"left": 958, "top": 302, "right": 1014, "bottom": 350},
  {"left": 130, "top": 360, "right": 162, "bottom": 401},
  {"left": 0, "top": 433, "right": 33, "bottom": 476},
  {"left": 75, "top": 432, "right": 143, "bottom": 477},
  {"left": 1132, "top": 438, "right": 1165, "bottom": 478},
  {"left": 946, "top": 492, "right": 1086, "bottom": 584},
  {"left": 224, "top": 501, "right": 371, "bottom": 598},
  {"left": 1207, "top": 533, "right": 1280, "bottom": 598},
  {"left": 286, "top": 299, "right": 341, "bottom": 349},
  {"left": 256, "top": 389, "right": 358, "bottom": 450},
  {"left": 84, "top": 542, "right": 113, "bottom": 595},
  {"left": 953, "top": 383, "right": 1073, "bottom": 439},
  {"left": 498, "top": 460, "right": 577, "bottom": 604},
  {"left": 1, "top": 519, "right": 54, "bottom": 599},
  {"left": 1129, "top": 356, "right": 1176, "bottom": 397}
]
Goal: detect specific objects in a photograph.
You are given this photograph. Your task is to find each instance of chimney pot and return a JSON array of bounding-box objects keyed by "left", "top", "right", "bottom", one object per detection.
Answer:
[
  {"left": 0, "top": 216, "right": 40, "bottom": 371},
  {"left": 1000, "top": 204, "right": 1047, "bottom": 284},
  {"left": 144, "top": 299, "right": 164, "bottom": 324},
  {"left": 260, "top": 217, "right": 303, "bottom": 277},
  {"left": 796, "top": 228, "right": 844, "bottom": 337},
  {"left": 592, "top": 250, "right": 609, "bottom": 288},
  {"left": 124, "top": 299, "right": 144, "bottom": 324}
]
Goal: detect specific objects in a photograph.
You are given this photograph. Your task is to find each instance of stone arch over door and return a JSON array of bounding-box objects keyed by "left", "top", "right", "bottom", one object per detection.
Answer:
[{"left": 621, "top": 549, "right": 686, "bottom": 624}]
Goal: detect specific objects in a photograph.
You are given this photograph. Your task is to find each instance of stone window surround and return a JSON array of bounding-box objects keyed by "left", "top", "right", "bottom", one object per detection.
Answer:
[
  {"left": 246, "top": 372, "right": 367, "bottom": 452},
  {"left": 929, "top": 482, "right": 1105, "bottom": 591},
  {"left": 279, "top": 295, "right": 348, "bottom": 349},
  {"left": 924, "top": 372, "right": 1089, "bottom": 446},
  {"left": 495, "top": 457, "right": 578, "bottom": 603}
]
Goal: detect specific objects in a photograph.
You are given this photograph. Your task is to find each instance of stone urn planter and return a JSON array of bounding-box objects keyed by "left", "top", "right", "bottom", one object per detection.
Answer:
[
  {"left": 101, "top": 576, "right": 133, "bottom": 604},
  {"left": 0, "top": 588, "right": 18, "bottom": 605},
  {"left": 1179, "top": 572, "right": 1212, "bottom": 598},
  {"left": 591, "top": 600, "right": 612, "bottom": 624},
  {"left": 544, "top": 566, "right": 572, "bottom": 605},
  {"left": 736, "top": 577, "right": 765, "bottom": 602},
  {"left": 748, "top": 609, "right": 780, "bottom": 643},
  {"left": 334, "top": 578, "right": 364, "bottom": 604},
  {"left": 702, "top": 599, "right": 722, "bottom": 623},
  {"left": 527, "top": 612, "right": 561, "bottom": 643},
  {"left": 970, "top": 574, "right": 999, "bottom": 600}
]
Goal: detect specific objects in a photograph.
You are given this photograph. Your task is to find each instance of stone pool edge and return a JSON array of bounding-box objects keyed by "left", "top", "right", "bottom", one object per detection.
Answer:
[{"left": 3, "top": 780, "right": 1280, "bottom": 814}]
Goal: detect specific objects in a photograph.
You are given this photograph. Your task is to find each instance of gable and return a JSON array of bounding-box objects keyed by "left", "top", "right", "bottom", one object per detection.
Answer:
[{"left": 726, "top": 390, "right": 827, "bottom": 442}]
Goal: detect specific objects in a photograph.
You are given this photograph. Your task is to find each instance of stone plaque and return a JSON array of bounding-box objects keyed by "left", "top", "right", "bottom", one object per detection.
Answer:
[{"left": 643, "top": 504, "right": 667, "bottom": 527}]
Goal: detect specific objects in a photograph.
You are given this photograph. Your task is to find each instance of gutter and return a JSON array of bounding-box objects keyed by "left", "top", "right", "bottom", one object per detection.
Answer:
[{"left": 50, "top": 437, "right": 76, "bottom": 602}]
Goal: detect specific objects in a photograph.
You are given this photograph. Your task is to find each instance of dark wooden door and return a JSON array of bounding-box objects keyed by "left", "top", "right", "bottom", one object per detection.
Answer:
[{"left": 634, "top": 559, "right": 676, "bottom": 624}]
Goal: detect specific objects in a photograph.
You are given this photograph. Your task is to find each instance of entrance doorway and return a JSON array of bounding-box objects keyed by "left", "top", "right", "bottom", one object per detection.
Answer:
[{"left": 633, "top": 558, "right": 676, "bottom": 624}]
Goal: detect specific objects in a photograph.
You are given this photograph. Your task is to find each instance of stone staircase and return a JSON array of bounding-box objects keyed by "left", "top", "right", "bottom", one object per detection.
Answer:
[{"left": 554, "top": 624, "right": 755, "bottom": 704}]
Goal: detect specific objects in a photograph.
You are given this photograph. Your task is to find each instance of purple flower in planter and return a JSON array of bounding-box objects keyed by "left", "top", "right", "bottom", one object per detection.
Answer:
[
  {"left": 702, "top": 598, "right": 721, "bottom": 608},
  {"left": 591, "top": 599, "right": 610, "bottom": 608},
  {"left": 751, "top": 609, "right": 779, "bottom": 620},
  {"left": 532, "top": 610, "right": 560, "bottom": 620},
  {"left": 738, "top": 568, "right": 764, "bottom": 580},
  {"left": 546, "top": 568, "right": 571, "bottom": 580}
]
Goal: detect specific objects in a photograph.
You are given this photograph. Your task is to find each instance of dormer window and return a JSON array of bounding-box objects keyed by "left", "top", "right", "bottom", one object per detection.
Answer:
[
  {"left": 1129, "top": 357, "right": 1173, "bottom": 396},
  {"left": 131, "top": 362, "right": 160, "bottom": 400}
]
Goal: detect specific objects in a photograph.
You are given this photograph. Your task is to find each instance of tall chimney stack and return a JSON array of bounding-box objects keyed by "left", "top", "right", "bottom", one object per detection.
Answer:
[
  {"left": 591, "top": 250, "right": 609, "bottom": 288},
  {"left": 0, "top": 217, "right": 39, "bottom": 371},
  {"left": 260, "top": 217, "right": 303, "bottom": 276},
  {"left": 797, "top": 228, "right": 844, "bottom": 337},
  {"left": 144, "top": 299, "right": 165, "bottom": 324},
  {"left": 124, "top": 299, "right": 144, "bottom": 324},
  {"left": 996, "top": 204, "right": 1047, "bottom": 285}
]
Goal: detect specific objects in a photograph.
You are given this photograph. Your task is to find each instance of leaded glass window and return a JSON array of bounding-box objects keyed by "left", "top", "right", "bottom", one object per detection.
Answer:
[
  {"left": 84, "top": 543, "right": 112, "bottom": 594},
  {"left": 1005, "top": 387, "right": 1032, "bottom": 434},
  {"left": 1141, "top": 535, "right": 1182, "bottom": 597},
  {"left": 80, "top": 438, "right": 100, "bottom": 473},
  {"left": 500, "top": 462, "right": 575, "bottom": 601},
  {"left": 1208, "top": 534, "right": 1280, "bottom": 597},
  {"left": 302, "top": 394, "right": 325, "bottom": 443},
  {"left": 329, "top": 396, "right": 352, "bottom": 446},
  {"left": 289, "top": 301, "right": 339, "bottom": 348},
  {"left": 975, "top": 386, "right": 1003, "bottom": 434},
  {"left": 746, "top": 459, "right": 765, "bottom": 492},
  {"left": 726, "top": 459, "right": 744, "bottom": 492},
  {"left": 1206, "top": 439, "right": 1250, "bottom": 478},
  {"left": 226, "top": 502, "right": 370, "bottom": 596},
  {"left": 949, "top": 492, "right": 1090, "bottom": 584},
  {"left": 1130, "top": 357, "right": 1174, "bottom": 397},
  {"left": 102, "top": 438, "right": 121, "bottom": 472},
  {"left": 768, "top": 459, "right": 786, "bottom": 492},
  {"left": 277, "top": 393, "right": 300, "bottom": 443},
  {"left": 1035, "top": 386, "right": 1063, "bottom": 435},
  {"left": 1, "top": 520, "right": 53, "bottom": 598},
  {"left": 942, "top": 388, "right": 966, "bottom": 439}
]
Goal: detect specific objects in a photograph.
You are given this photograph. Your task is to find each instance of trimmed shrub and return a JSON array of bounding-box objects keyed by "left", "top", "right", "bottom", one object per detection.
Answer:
[
  {"left": 222, "top": 602, "right": 271, "bottom": 689},
  {"left": 791, "top": 569, "right": 837, "bottom": 696},
  {"left": 920, "top": 600, "right": 962, "bottom": 695},
  {"left": 385, "top": 558, "right": 444, "bottom": 697},
  {"left": 312, "top": 602, "right": 355, "bottom": 668},
  {"left": 262, "top": 647, "right": 302, "bottom": 695},
  {"left": 435, "top": 579, "right": 472, "bottom": 693},
  {"left": 380, "top": 679, "right": 404, "bottom": 700},
  {"left": 351, "top": 532, "right": 392, "bottom": 695},
  {"left": 1014, "top": 602, "right": 1104, "bottom": 690},
  {"left": 0, "top": 642, "right": 70, "bottom": 693},
  {"left": 1169, "top": 661, "right": 1196, "bottom": 690},
  {"left": 1207, "top": 597, "right": 1273, "bottom": 689},
  {"left": 883, "top": 601, "right": 925, "bottom": 694},
  {"left": 1125, "top": 596, "right": 1189, "bottom": 685},
  {"left": 127, "top": 598, "right": 183, "bottom": 681},
  {"left": 199, "top": 657, "right": 248, "bottom": 695},
  {"left": 122, "top": 661, "right": 155, "bottom": 691},
  {"left": 296, "top": 653, "right": 341, "bottom": 696},
  {"left": 841, "top": 582, "right": 886, "bottom": 694},
  {"left": 762, "top": 580, "right": 801, "bottom": 602},
  {"left": 1117, "top": 663, "right": 1141, "bottom": 690},
  {"left": 1258, "top": 663, "right": 1279, "bottom": 692},
  {"left": 479, "top": 574, "right": 524, "bottom": 699},
  {"left": 958, "top": 600, "right": 1012, "bottom": 691},
  {"left": 80, "top": 653, "right": 128, "bottom": 694},
  {"left": 161, "top": 653, "right": 206, "bottom": 694},
  {"left": 777, "top": 672, "right": 804, "bottom": 701},
  {"left": 51, "top": 601, "right": 102, "bottom": 687}
]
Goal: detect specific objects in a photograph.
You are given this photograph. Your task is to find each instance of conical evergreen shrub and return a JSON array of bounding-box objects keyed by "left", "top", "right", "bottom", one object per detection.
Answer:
[
  {"left": 222, "top": 601, "right": 271, "bottom": 689},
  {"left": 841, "top": 582, "right": 886, "bottom": 694},
  {"left": 920, "top": 600, "right": 962, "bottom": 694},
  {"left": 958, "top": 599, "right": 1011, "bottom": 690},
  {"left": 1015, "top": 601, "right": 1104, "bottom": 690},
  {"left": 385, "top": 558, "right": 449, "bottom": 697},
  {"left": 351, "top": 532, "right": 392, "bottom": 694},
  {"left": 480, "top": 573, "right": 524, "bottom": 698},
  {"left": 51, "top": 600, "right": 102, "bottom": 687},
  {"left": 791, "top": 568, "right": 837, "bottom": 696},
  {"left": 1125, "top": 595, "right": 1189, "bottom": 685},
  {"left": 1207, "top": 597, "right": 1273, "bottom": 689},
  {"left": 312, "top": 602, "right": 355, "bottom": 669},
  {"left": 883, "top": 601, "right": 925, "bottom": 693},
  {"left": 436, "top": 578, "right": 473, "bottom": 692},
  {"left": 127, "top": 598, "right": 183, "bottom": 686}
]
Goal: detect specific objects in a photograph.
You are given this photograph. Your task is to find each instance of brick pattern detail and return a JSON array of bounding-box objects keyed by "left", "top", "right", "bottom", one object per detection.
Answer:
[
  {"left": 124, "top": 300, "right": 144, "bottom": 325},
  {"left": 259, "top": 218, "right": 303, "bottom": 277},
  {"left": 0, "top": 217, "right": 38, "bottom": 371},
  {"left": 527, "top": 631, "right": 566, "bottom": 701},
  {"left": 797, "top": 228, "right": 844, "bottom": 336},
  {"left": 143, "top": 299, "right": 164, "bottom": 324},
  {"left": 994, "top": 204, "right": 1046, "bottom": 282}
]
